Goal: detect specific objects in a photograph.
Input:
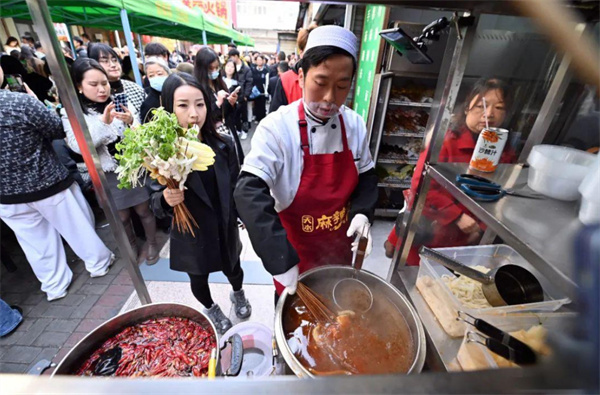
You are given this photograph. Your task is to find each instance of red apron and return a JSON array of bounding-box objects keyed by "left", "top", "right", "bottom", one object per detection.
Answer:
[{"left": 274, "top": 101, "right": 359, "bottom": 294}]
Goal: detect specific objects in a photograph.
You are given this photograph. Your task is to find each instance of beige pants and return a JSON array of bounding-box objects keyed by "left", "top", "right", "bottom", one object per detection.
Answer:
[{"left": 0, "top": 183, "right": 113, "bottom": 299}]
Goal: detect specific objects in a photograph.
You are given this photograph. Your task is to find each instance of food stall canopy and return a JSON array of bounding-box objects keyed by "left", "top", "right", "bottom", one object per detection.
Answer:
[{"left": 0, "top": 0, "right": 254, "bottom": 46}]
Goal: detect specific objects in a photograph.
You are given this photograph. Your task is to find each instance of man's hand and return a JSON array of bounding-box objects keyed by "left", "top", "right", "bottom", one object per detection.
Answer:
[
  {"left": 273, "top": 265, "right": 299, "bottom": 295},
  {"left": 347, "top": 214, "right": 373, "bottom": 258}
]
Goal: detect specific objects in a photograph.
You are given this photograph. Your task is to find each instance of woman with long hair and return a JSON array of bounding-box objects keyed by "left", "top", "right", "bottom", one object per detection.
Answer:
[
  {"left": 149, "top": 72, "right": 251, "bottom": 334},
  {"left": 19, "top": 45, "right": 46, "bottom": 77},
  {"left": 193, "top": 47, "right": 242, "bottom": 164},
  {"left": 61, "top": 58, "right": 159, "bottom": 264},
  {"left": 4, "top": 36, "right": 20, "bottom": 54}
]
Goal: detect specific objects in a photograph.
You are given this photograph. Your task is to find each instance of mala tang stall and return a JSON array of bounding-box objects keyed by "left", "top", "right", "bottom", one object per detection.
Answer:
[{"left": 2, "top": 0, "right": 599, "bottom": 393}]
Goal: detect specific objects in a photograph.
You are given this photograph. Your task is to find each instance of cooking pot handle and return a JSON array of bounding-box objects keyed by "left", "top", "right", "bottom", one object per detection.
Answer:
[
  {"left": 221, "top": 333, "right": 244, "bottom": 376},
  {"left": 419, "top": 246, "right": 493, "bottom": 284}
]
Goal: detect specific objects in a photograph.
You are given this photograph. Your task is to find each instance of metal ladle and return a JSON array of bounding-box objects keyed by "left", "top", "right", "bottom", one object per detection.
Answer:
[
  {"left": 333, "top": 229, "right": 373, "bottom": 313},
  {"left": 419, "top": 246, "right": 544, "bottom": 307}
]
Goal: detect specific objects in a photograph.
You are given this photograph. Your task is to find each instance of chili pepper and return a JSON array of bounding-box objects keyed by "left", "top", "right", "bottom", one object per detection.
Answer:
[{"left": 76, "top": 317, "right": 216, "bottom": 377}]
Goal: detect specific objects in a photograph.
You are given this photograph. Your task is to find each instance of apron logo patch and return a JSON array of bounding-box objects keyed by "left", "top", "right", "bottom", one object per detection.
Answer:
[
  {"left": 302, "top": 215, "right": 314, "bottom": 233},
  {"left": 311, "top": 207, "right": 349, "bottom": 232}
]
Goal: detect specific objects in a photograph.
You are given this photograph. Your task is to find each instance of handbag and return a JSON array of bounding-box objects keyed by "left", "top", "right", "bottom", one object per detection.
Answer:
[
  {"left": 248, "top": 85, "right": 261, "bottom": 100},
  {"left": 216, "top": 105, "right": 231, "bottom": 136}
]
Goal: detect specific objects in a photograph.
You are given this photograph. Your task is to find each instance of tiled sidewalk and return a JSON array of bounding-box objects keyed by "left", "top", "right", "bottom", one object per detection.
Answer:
[
  {"left": 0, "top": 224, "right": 145, "bottom": 375},
  {"left": 1, "top": 212, "right": 394, "bottom": 376}
]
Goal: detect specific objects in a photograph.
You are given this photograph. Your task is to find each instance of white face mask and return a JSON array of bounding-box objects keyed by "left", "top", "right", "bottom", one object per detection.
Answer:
[
  {"left": 148, "top": 76, "right": 168, "bottom": 92},
  {"left": 304, "top": 100, "right": 341, "bottom": 120},
  {"left": 208, "top": 70, "right": 220, "bottom": 80}
]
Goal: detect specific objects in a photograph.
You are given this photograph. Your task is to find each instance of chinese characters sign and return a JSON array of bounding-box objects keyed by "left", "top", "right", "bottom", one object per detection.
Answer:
[
  {"left": 302, "top": 207, "right": 349, "bottom": 233},
  {"left": 182, "top": 0, "right": 229, "bottom": 23},
  {"left": 353, "top": 5, "right": 386, "bottom": 121}
]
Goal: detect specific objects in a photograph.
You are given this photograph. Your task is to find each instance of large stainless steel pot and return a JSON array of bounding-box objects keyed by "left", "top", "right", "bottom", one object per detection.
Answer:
[
  {"left": 53, "top": 303, "right": 220, "bottom": 376},
  {"left": 274, "top": 266, "right": 426, "bottom": 377}
]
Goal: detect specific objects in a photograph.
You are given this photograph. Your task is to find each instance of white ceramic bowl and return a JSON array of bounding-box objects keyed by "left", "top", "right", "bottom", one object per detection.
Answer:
[{"left": 527, "top": 145, "right": 596, "bottom": 201}]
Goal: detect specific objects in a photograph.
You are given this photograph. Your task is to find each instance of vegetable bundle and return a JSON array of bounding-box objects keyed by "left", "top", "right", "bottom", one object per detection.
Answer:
[{"left": 115, "top": 107, "right": 215, "bottom": 235}]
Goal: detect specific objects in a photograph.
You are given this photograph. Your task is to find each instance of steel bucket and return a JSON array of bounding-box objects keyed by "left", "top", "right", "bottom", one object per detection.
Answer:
[
  {"left": 274, "top": 266, "right": 426, "bottom": 377},
  {"left": 53, "top": 303, "right": 219, "bottom": 376}
]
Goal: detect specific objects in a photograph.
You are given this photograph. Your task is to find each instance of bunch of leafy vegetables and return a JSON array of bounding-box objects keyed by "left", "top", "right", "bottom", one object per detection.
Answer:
[{"left": 115, "top": 107, "right": 197, "bottom": 189}]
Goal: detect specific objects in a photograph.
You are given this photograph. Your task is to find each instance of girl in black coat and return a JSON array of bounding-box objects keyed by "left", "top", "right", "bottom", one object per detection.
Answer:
[
  {"left": 149, "top": 73, "right": 251, "bottom": 334},
  {"left": 193, "top": 47, "right": 244, "bottom": 166}
]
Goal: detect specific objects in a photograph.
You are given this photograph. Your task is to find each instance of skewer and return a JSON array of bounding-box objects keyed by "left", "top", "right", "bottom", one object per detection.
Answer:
[{"left": 296, "top": 283, "right": 336, "bottom": 325}]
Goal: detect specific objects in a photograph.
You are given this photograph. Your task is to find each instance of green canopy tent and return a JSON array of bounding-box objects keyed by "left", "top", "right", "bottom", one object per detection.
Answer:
[{"left": 0, "top": 0, "right": 254, "bottom": 45}]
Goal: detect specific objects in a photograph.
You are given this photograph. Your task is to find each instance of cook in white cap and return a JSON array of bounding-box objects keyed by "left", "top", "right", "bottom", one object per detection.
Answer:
[{"left": 234, "top": 25, "right": 377, "bottom": 297}]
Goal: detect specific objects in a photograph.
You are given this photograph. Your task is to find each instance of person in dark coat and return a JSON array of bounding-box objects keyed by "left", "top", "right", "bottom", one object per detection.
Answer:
[
  {"left": 228, "top": 49, "right": 252, "bottom": 132},
  {"left": 139, "top": 56, "right": 171, "bottom": 124},
  {"left": 268, "top": 61, "right": 289, "bottom": 99},
  {"left": 251, "top": 54, "right": 269, "bottom": 123},
  {"left": 149, "top": 73, "right": 251, "bottom": 334},
  {"left": 194, "top": 47, "right": 243, "bottom": 163}
]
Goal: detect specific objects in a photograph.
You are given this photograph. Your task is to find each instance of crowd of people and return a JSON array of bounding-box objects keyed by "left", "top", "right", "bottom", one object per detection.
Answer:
[{"left": 1, "top": 25, "right": 379, "bottom": 336}]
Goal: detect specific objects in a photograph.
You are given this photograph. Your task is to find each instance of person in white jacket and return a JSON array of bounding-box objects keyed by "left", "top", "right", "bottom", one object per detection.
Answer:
[{"left": 62, "top": 58, "right": 159, "bottom": 264}]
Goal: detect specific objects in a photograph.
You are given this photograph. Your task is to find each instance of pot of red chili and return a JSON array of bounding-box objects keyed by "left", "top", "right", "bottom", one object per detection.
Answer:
[{"left": 53, "top": 303, "right": 243, "bottom": 378}]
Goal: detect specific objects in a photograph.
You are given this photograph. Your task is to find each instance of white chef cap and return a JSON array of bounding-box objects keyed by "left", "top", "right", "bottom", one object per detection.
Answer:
[{"left": 303, "top": 25, "right": 358, "bottom": 61}]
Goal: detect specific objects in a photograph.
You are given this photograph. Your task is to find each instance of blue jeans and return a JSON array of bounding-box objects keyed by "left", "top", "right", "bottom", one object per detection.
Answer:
[{"left": 0, "top": 298, "right": 22, "bottom": 336}]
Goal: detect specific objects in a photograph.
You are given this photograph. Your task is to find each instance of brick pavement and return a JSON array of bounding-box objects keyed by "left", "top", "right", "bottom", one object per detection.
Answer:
[{"left": 0, "top": 222, "right": 149, "bottom": 375}]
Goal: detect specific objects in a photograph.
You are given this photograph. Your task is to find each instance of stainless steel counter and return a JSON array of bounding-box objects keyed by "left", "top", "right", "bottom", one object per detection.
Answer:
[
  {"left": 391, "top": 267, "right": 462, "bottom": 372},
  {"left": 0, "top": 365, "right": 587, "bottom": 394},
  {"left": 428, "top": 163, "right": 581, "bottom": 300}
]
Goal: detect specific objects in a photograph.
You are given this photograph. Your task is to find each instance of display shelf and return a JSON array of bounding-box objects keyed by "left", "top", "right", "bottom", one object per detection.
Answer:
[
  {"left": 427, "top": 162, "right": 580, "bottom": 299},
  {"left": 389, "top": 71, "right": 439, "bottom": 79},
  {"left": 388, "top": 100, "right": 433, "bottom": 108},
  {"left": 378, "top": 158, "right": 419, "bottom": 165},
  {"left": 378, "top": 181, "right": 412, "bottom": 189},
  {"left": 374, "top": 208, "right": 401, "bottom": 217},
  {"left": 384, "top": 131, "right": 426, "bottom": 138}
]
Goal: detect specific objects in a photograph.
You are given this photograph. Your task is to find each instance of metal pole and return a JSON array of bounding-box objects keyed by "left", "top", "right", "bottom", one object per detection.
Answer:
[
  {"left": 426, "top": 13, "right": 479, "bottom": 166},
  {"left": 137, "top": 33, "right": 144, "bottom": 64},
  {"left": 119, "top": 9, "right": 142, "bottom": 86},
  {"left": 114, "top": 30, "right": 121, "bottom": 48},
  {"left": 202, "top": 30, "right": 208, "bottom": 46},
  {"left": 390, "top": 13, "right": 479, "bottom": 276},
  {"left": 26, "top": 0, "right": 151, "bottom": 305},
  {"left": 64, "top": 23, "right": 77, "bottom": 60},
  {"left": 344, "top": 5, "right": 354, "bottom": 30}
]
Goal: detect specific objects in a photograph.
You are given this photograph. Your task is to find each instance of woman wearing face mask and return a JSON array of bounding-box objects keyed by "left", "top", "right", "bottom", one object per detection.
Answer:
[
  {"left": 139, "top": 56, "right": 171, "bottom": 124},
  {"left": 222, "top": 59, "right": 244, "bottom": 164},
  {"left": 384, "top": 78, "right": 516, "bottom": 265},
  {"left": 234, "top": 26, "right": 378, "bottom": 297},
  {"left": 88, "top": 43, "right": 146, "bottom": 116},
  {"left": 62, "top": 58, "right": 159, "bottom": 264},
  {"left": 149, "top": 73, "right": 251, "bottom": 334},
  {"left": 193, "top": 47, "right": 241, "bottom": 162}
]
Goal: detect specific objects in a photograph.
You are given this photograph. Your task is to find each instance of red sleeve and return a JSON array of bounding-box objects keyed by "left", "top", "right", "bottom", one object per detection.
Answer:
[
  {"left": 407, "top": 138, "right": 464, "bottom": 227},
  {"left": 387, "top": 225, "right": 399, "bottom": 245}
]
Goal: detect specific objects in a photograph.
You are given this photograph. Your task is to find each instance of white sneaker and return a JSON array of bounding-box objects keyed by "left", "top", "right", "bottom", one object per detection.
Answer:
[
  {"left": 47, "top": 290, "right": 68, "bottom": 302},
  {"left": 90, "top": 254, "right": 115, "bottom": 278},
  {"left": 240, "top": 131, "right": 248, "bottom": 140}
]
